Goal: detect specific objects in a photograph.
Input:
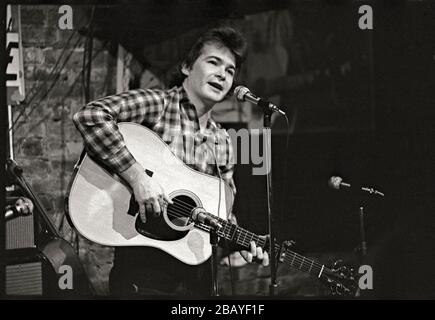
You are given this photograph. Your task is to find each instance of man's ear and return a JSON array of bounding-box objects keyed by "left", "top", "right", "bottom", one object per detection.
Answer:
[{"left": 181, "top": 62, "right": 190, "bottom": 76}]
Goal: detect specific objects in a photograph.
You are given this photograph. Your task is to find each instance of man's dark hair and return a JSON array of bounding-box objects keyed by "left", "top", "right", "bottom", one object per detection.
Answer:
[{"left": 168, "top": 26, "right": 247, "bottom": 88}]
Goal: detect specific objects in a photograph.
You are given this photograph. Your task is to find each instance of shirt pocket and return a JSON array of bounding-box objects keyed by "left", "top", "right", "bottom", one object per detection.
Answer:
[{"left": 161, "top": 125, "right": 184, "bottom": 153}]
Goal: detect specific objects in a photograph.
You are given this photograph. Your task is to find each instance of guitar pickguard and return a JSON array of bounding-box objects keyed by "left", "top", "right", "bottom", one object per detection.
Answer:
[
  {"left": 134, "top": 213, "right": 188, "bottom": 241},
  {"left": 130, "top": 193, "right": 197, "bottom": 241}
]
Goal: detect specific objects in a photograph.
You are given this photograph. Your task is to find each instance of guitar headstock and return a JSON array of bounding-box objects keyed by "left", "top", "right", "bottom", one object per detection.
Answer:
[{"left": 322, "top": 260, "right": 358, "bottom": 297}]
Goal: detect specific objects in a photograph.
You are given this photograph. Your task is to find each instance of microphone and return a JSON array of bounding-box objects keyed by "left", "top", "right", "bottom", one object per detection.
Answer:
[
  {"left": 191, "top": 208, "right": 222, "bottom": 229},
  {"left": 328, "top": 176, "right": 385, "bottom": 197},
  {"left": 234, "top": 85, "right": 286, "bottom": 116},
  {"left": 328, "top": 176, "right": 351, "bottom": 190},
  {"left": 5, "top": 197, "right": 34, "bottom": 221}
]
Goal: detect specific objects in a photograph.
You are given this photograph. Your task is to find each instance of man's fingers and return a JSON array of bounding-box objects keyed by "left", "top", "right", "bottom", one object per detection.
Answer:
[
  {"left": 241, "top": 250, "right": 253, "bottom": 263},
  {"left": 140, "top": 211, "right": 147, "bottom": 223},
  {"left": 256, "top": 246, "right": 264, "bottom": 260},
  {"left": 250, "top": 241, "right": 256, "bottom": 257},
  {"left": 158, "top": 184, "right": 173, "bottom": 205},
  {"left": 262, "top": 251, "right": 270, "bottom": 267},
  {"left": 144, "top": 203, "right": 153, "bottom": 220},
  {"left": 162, "top": 191, "right": 173, "bottom": 205},
  {"left": 246, "top": 252, "right": 253, "bottom": 263},
  {"left": 139, "top": 203, "right": 146, "bottom": 223},
  {"left": 138, "top": 202, "right": 146, "bottom": 215},
  {"left": 151, "top": 200, "right": 161, "bottom": 217}
]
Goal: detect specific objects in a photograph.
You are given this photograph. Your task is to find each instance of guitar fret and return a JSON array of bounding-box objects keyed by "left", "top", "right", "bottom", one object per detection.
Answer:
[
  {"left": 219, "top": 224, "right": 227, "bottom": 239},
  {"left": 253, "top": 234, "right": 260, "bottom": 247},
  {"left": 258, "top": 237, "right": 264, "bottom": 249},
  {"left": 245, "top": 231, "right": 251, "bottom": 247},
  {"left": 318, "top": 265, "right": 324, "bottom": 278},
  {"left": 236, "top": 229, "right": 242, "bottom": 246},
  {"left": 240, "top": 229, "right": 247, "bottom": 247},
  {"left": 248, "top": 232, "right": 254, "bottom": 245},
  {"left": 244, "top": 231, "right": 249, "bottom": 247},
  {"left": 300, "top": 256, "right": 305, "bottom": 270},
  {"left": 228, "top": 224, "right": 236, "bottom": 241},
  {"left": 246, "top": 231, "right": 252, "bottom": 246},
  {"left": 222, "top": 221, "right": 230, "bottom": 239},
  {"left": 290, "top": 253, "right": 296, "bottom": 266},
  {"left": 223, "top": 225, "right": 228, "bottom": 239},
  {"left": 308, "top": 260, "right": 314, "bottom": 273}
]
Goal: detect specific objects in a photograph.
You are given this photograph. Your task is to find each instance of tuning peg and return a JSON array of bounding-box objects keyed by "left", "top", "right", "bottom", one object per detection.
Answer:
[
  {"left": 283, "top": 240, "right": 296, "bottom": 248},
  {"left": 333, "top": 259, "right": 343, "bottom": 268}
]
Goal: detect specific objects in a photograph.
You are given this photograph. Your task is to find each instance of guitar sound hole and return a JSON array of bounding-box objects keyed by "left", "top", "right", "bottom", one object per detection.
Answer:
[
  {"left": 134, "top": 192, "right": 198, "bottom": 241},
  {"left": 167, "top": 195, "right": 197, "bottom": 227}
]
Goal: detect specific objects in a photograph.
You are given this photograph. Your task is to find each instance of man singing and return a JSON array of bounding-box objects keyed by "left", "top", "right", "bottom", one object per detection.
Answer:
[{"left": 73, "top": 26, "right": 269, "bottom": 296}]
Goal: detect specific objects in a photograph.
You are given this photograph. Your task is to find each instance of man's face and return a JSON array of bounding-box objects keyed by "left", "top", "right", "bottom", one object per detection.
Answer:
[{"left": 182, "top": 42, "right": 236, "bottom": 108}]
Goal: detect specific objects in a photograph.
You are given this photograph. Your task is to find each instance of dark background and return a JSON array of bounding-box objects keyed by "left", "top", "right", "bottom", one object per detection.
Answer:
[{"left": 231, "top": 1, "right": 435, "bottom": 252}]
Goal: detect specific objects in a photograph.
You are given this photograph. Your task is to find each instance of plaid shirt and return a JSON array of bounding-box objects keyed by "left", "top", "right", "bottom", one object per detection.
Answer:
[{"left": 73, "top": 86, "right": 236, "bottom": 195}]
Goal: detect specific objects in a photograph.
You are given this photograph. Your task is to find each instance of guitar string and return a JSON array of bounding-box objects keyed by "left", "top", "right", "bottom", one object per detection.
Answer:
[
  {"left": 281, "top": 252, "right": 323, "bottom": 275},
  {"left": 169, "top": 204, "right": 291, "bottom": 262},
  {"left": 154, "top": 199, "right": 325, "bottom": 272},
  {"left": 165, "top": 203, "right": 271, "bottom": 251},
  {"left": 167, "top": 203, "right": 342, "bottom": 284},
  {"left": 169, "top": 198, "right": 271, "bottom": 250},
  {"left": 163, "top": 201, "right": 263, "bottom": 249},
  {"left": 170, "top": 200, "right": 265, "bottom": 250},
  {"left": 171, "top": 197, "right": 200, "bottom": 211},
  {"left": 161, "top": 203, "right": 326, "bottom": 273},
  {"left": 280, "top": 251, "right": 351, "bottom": 293},
  {"left": 280, "top": 253, "right": 350, "bottom": 292},
  {"left": 169, "top": 198, "right": 262, "bottom": 249}
]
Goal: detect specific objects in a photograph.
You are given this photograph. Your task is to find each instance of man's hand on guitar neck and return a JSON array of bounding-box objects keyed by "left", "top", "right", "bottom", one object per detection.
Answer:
[
  {"left": 240, "top": 240, "right": 270, "bottom": 267},
  {"left": 120, "top": 162, "right": 173, "bottom": 223},
  {"left": 227, "top": 214, "right": 269, "bottom": 267}
]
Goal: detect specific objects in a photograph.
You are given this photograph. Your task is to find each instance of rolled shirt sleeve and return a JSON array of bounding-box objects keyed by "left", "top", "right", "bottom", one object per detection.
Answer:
[{"left": 72, "top": 89, "right": 166, "bottom": 174}]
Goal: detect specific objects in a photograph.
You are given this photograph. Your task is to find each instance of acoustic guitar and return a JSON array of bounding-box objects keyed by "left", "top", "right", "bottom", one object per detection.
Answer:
[{"left": 66, "top": 122, "right": 356, "bottom": 295}]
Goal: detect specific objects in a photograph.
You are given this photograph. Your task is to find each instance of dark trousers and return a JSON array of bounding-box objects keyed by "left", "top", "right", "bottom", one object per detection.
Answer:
[{"left": 109, "top": 247, "right": 212, "bottom": 297}]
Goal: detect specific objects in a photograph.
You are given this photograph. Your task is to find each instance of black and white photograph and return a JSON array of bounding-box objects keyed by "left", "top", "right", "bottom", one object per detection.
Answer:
[{"left": 1, "top": 0, "right": 435, "bottom": 306}]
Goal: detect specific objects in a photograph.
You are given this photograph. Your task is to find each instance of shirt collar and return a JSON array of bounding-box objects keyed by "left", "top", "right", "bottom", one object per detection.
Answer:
[
  {"left": 178, "top": 86, "right": 192, "bottom": 106},
  {"left": 177, "top": 86, "right": 220, "bottom": 132}
]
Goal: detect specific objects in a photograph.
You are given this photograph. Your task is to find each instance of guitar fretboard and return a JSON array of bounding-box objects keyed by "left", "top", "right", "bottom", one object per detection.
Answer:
[{"left": 197, "top": 216, "right": 328, "bottom": 279}]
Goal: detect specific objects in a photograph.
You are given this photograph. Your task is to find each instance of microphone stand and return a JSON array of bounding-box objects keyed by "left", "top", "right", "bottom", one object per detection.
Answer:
[
  {"left": 358, "top": 206, "right": 368, "bottom": 265},
  {"left": 261, "top": 100, "right": 278, "bottom": 296},
  {"left": 353, "top": 205, "right": 367, "bottom": 298},
  {"left": 354, "top": 186, "right": 383, "bottom": 266},
  {"left": 209, "top": 226, "right": 220, "bottom": 296},
  {"left": 191, "top": 208, "right": 221, "bottom": 296}
]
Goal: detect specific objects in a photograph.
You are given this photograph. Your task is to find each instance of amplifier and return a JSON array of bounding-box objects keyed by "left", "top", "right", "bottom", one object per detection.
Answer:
[
  {"left": 4, "top": 161, "right": 93, "bottom": 297},
  {"left": 6, "top": 214, "right": 36, "bottom": 249},
  {"left": 5, "top": 261, "right": 43, "bottom": 295}
]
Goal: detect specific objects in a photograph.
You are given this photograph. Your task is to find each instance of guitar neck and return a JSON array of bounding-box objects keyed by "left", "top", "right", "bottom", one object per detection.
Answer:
[
  {"left": 280, "top": 247, "right": 329, "bottom": 279},
  {"left": 214, "top": 218, "right": 268, "bottom": 250},
  {"left": 210, "top": 218, "right": 329, "bottom": 279}
]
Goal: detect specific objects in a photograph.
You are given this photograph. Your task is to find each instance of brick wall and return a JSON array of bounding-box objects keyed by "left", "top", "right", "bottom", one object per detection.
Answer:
[{"left": 12, "top": 5, "right": 116, "bottom": 295}]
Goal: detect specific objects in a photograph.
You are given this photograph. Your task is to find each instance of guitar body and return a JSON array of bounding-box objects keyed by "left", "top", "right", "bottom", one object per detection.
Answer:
[
  {"left": 67, "top": 122, "right": 233, "bottom": 265},
  {"left": 66, "top": 123, "right": 357, "bottom": 295}
]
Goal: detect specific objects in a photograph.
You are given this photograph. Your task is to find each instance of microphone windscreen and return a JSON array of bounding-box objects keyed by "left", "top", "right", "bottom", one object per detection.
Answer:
[
  {"left": 328, "top": 176, "right": 342, "bottom": 190},
  {"left": 234, "top": 85, "right": 249, "bottom": 101}
]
